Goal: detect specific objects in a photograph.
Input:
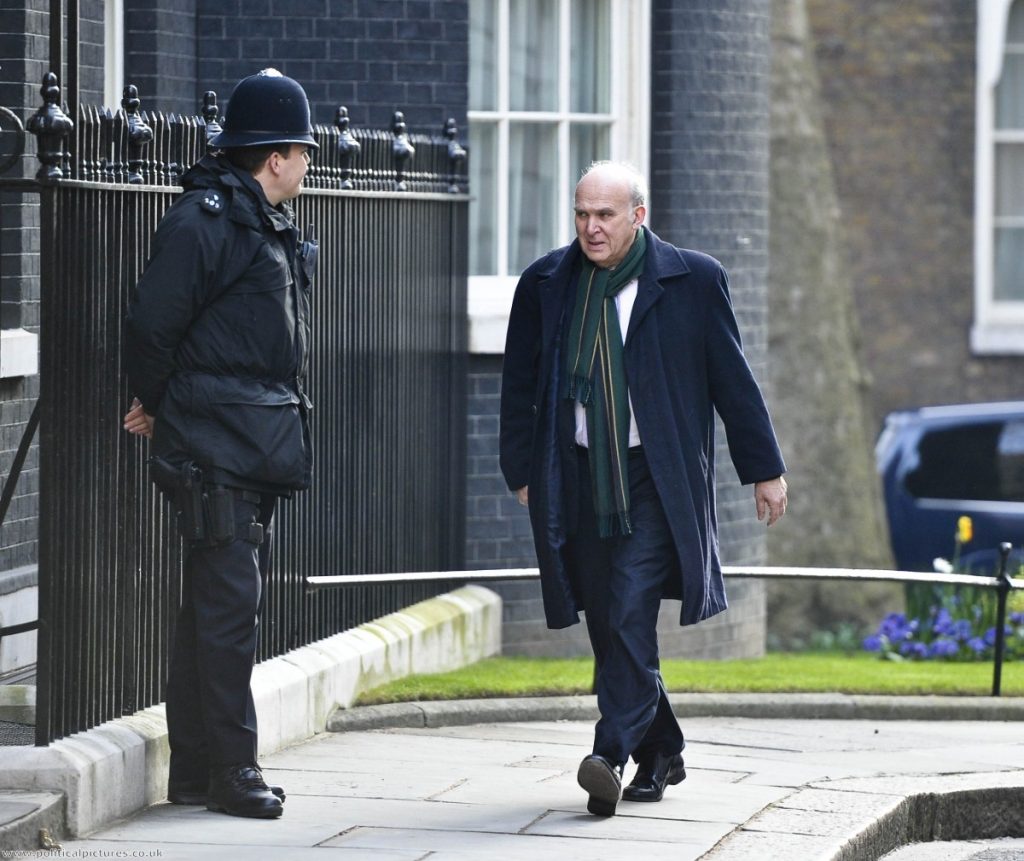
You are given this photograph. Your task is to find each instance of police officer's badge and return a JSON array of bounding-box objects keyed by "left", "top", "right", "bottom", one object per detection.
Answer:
[{"left": 200, "top": 191, "right": 224, "bottom": 214}]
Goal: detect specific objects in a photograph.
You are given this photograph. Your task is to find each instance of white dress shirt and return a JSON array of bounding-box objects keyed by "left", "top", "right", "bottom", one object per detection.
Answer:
[{"left": 575, "top": 278, "right": 641, "bottom": 448}]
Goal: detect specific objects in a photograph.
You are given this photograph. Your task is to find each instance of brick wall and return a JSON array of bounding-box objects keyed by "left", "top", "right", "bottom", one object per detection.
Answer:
[
  {"left": 0, "top": 1, "right": 48, "bottom": 575},
  {"left": 77, "top": 0, "right": 107, "bottom": 104},
  {"left": 649, "top": 0, "right": 774, "bottom": 569},
  {"left": 124, "top": 0, "right": 198, "bottom": 115},
  {"left": 806, "top": 2, "right": 1024, "bottom": 424},
  {"left": 186, "top": 0, "right": 469, "bottom": 136}
]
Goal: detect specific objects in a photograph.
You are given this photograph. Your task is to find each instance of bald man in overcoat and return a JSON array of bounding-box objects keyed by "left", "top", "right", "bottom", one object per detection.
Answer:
[{"left": 500, "top": 161, "right": 788, "bottom": 817}]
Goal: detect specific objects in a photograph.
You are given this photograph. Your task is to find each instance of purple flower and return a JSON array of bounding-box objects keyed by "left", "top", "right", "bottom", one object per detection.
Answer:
[
  {"left": 968, "top": 637, "right": 988, "bottom": 654},
  {"left": 952, "top": 619, "right": 973, "bottom": 641},
  {"left": 928, "top": 638, "right": 960, "bottom": 658},
  {"left": 863, "top": 635, "right": 884, "bottom": 652},
  {"left": 983, "top": 626, "right": 1013, "bottom": 647},
  {"left": 899, "top": 641, "right": 929, "bottom": 659},
  {"left": 1011, "top": 611, "right": 1024, "bottom": 625},
  {"left": 932, "top": 608, "right": 954, "bottom": 636}
]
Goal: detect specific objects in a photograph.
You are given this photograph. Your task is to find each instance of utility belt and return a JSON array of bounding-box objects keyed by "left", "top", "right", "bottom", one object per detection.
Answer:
[{"left": 149, "top": 456, "right": 264, "bottom": 546}]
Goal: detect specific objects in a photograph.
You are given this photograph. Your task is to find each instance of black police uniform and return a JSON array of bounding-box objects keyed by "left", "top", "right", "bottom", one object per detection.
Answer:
[{"left": 125, "top": 152, "right": 315, "bottom": 787}]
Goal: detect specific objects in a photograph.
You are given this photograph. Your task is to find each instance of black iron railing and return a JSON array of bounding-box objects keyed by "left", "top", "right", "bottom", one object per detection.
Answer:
[
  {"left": 308, "top": 543, "right": 1024, "bottom": 697},
  {"left": 1, "top": 73, "right": 468, "bottom": 744}
]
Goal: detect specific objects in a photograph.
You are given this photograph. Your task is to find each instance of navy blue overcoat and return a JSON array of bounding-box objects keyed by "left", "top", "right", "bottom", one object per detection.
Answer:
[{"left": 499, "top": 228, "right": 786, "bottom": 628}]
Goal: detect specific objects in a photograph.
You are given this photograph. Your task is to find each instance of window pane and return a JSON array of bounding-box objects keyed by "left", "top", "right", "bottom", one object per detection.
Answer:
[
  {"left": 508, "top": 122, "right": 558, "bottom": 275},
  {"left": 470, "top": 0, "right": 498, "bottom": 111},
  {"left": 1009, "top": 0, "right": 1024, "bottom": 44},
  {"left": 571, "top": 0, "right": 610, "bottom": 113},
  {"left": 510, "top": 0, "right": 559, "bottom": 112},
  {"left": 569, "top": 123, "right": 611, "bottom": 203},
  {"left": 469, "top": 121, "right": 498, "bottom": 276},
  {"left": 996, "top": 54, "right": 1024, "bottom": 129},
  {"left": 996, "top": 144, "right": 1024, "bottom": 217},
  {"left": 994, "top": 227, "right": 1024, "bottom": 300}
]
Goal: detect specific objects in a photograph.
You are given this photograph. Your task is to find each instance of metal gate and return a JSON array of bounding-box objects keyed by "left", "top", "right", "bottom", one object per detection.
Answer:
[{"left": 1, "top": 73, "right": 468, "bottom": 745}]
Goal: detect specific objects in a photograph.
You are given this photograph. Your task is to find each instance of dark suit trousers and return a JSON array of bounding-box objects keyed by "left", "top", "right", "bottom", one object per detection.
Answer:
[
  {"left": 165, "top": 491, "right": 276, "bottom": 781},
  {"left": 567, "top": 446, "right": 685, "bottom": 766}
]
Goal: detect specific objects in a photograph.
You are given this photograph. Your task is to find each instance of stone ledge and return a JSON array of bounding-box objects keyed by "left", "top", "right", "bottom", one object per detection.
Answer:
[
  {"left": 0, "top": 585, "right": 502, "bottom": 838},
  {"left": 328, "top": 691, "right": 1024, "bottom": 734},
  {"left": 0, "top": 790, "right": 65, "bottom": 852},
  {"left": 705, "top": 773, "right": 1024, "bottom": 860}
]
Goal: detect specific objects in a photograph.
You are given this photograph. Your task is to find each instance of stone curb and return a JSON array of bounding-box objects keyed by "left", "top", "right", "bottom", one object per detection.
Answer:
[
  {"left": 704, "top": 773, "right": 1024, "bottom": 860},
  {"left": 0, "top": 790, "right": 65, "bottom": 853},
  {"left": 326, "top": 690, "right": 1024, "bottom": 732}
]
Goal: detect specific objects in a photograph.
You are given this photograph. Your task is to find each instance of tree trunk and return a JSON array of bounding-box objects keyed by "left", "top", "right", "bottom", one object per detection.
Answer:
[{"left": 766, "top": 0, "right": 899, "bottom": 644}]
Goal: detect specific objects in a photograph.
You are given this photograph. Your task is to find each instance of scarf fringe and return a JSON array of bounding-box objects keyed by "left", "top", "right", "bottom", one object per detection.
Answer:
[{"left": 567, "top": 374, "right": 593, "bottom": 406}]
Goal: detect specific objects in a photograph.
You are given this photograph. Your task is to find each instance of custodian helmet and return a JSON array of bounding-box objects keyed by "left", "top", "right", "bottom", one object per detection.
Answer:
[{"left": 209, "top": 68, "right": 319, "bottom": 150}]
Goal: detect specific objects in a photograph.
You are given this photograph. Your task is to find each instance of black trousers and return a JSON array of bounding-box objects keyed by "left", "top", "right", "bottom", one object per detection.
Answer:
[
  {"left": 566, "top": 446, "right": 685, "bottom": 766},
  {"left": 165, "top": 489, "right": 277, "bottom": 783}
]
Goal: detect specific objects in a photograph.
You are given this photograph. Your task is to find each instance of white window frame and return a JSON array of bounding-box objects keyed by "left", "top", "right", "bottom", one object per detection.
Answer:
[
  {"left": 974, "top": 0, "right": 1024, "bottom": 353},
  {"left": 104, "top": 0, "right": 124, "bottom": 110},
  {"left": 467, "top": 0, "right": 651, "bottom": 353}
]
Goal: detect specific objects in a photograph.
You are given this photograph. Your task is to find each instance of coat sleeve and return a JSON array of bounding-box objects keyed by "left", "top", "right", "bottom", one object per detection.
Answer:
[
  {"left": 499, "top": 270, "right": 543, "bottom": 492},
  {"left": 124, "top": 200, "right": 228, "bottom": 414},
  {"left": 704, "top": 263, "right": 787, "bottom": 484}
]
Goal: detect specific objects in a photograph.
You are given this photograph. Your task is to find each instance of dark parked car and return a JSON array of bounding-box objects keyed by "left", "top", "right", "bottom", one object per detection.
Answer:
[{"left": 875, "top": 402, "right": 1024, "bottom": 573}]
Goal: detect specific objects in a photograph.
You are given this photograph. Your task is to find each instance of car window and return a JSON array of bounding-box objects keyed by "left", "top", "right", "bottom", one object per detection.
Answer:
[{"left": 904, "top": 420, "right": 1024, "bottom": 502}]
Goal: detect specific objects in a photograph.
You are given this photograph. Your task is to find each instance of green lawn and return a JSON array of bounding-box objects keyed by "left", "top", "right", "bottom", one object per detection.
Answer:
[{"left": 354, "top": 653, "right": 1024, "bottom": 705}]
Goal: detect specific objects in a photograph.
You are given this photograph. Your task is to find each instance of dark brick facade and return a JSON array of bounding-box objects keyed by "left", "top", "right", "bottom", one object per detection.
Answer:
[
  {"left": 466, "top": 355, "right": 534, "bottom": 570},
  {"left": 650, "top": 0, "right": 775, "bottom": 570},
  {"left": 124, "top": 0, "right": 198, "bottom": 116},
  {"left": 0, "top": 1, "right": 47, "bottom": 574},
  {"left": 121, "top": 0, "right": 469, "bottom": 136},
  {"left": 806, "top": 1, "right": 1023, "bottom": 425}
]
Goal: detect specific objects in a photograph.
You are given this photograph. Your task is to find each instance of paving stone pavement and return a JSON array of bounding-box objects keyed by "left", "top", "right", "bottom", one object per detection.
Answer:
[{"left": 49, "top": 713, "right": 1024, "bottom": 861}]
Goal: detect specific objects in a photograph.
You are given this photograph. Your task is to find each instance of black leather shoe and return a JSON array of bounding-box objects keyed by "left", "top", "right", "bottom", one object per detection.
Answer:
[
  {"left": 169, "top": 775, "right": 286, "bottom": 806},
  {"left": 622, "top": 751, "right": 686, "bottom": 802},
  {"left": 206, "top": 764, "right": 284, "bottom": 818},
  {"left": 577, "top": 754, "right": 623, "bottom": 817}
]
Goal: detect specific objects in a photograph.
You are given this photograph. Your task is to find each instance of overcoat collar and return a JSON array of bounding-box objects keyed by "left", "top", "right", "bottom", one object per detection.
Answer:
[
  {"left": 534, "top": 227, "right": 692, "bottom": 345},
  {"left": 627, "top": 226, "right": 691, "bottom": 343}
]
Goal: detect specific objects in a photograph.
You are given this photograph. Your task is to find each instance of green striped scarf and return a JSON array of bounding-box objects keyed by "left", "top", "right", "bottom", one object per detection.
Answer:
[{"left": 564, "top": 229, "right": 647, "bottom": 537}]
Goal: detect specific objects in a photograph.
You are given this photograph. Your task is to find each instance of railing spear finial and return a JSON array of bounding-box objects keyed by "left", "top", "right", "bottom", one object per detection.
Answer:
[
  {"left": 391, "top": 110, "right": 415, "bottom": 191},
  {"left": 121, "top": 85, "right": 153, "bottom": 184},
  {"left": 336, "top": 106, "right": 360, "bottom": 189},
  {"left": 27, "top": 72, "right": 74, "bottom": 182}
]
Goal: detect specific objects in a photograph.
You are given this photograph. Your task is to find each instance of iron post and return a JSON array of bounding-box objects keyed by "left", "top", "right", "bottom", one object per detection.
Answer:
[{"left": 992, "top": 542, "right": 1013, "bottom": 696}]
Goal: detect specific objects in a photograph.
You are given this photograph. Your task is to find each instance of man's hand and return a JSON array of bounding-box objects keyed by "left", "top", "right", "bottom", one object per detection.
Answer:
[
  {"left": 754, "top": 475, "right": 787, "bottom": 527},
  {"left": 516, "top": 486, "right": 529, "bottom": 506},
  {"left": 123, "top": 397, "right": 155, "bottom": 439}
]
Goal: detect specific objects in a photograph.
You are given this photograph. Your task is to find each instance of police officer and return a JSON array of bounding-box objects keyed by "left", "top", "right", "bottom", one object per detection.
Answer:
[{"left": 122, "top": 69, "right": 318, "bottom": 820}]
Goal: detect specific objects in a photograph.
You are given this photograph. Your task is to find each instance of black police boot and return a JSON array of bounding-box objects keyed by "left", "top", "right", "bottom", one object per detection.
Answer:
[
  {"left": 206, "top": 764, "right": 284, "bottom": 818},
  {"left": 622, "top": 751, "right": 686, "bottom": 802},
  {"left": 576, "top": 754, "right": 623, "bottom": 817}
]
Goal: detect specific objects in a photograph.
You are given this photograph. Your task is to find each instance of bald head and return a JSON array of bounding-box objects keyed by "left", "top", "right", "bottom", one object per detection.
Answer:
[
  {"left": 577, "top": 161, "right": 649, "bottom": 208},
  {"left": 574, "top": 161, "right": 648, "bottom": 269}
]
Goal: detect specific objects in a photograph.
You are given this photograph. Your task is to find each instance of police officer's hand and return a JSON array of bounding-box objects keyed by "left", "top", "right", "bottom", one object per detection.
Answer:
[
  {"left": 755, "top": 475, "right": 787, "bottom": 526},
  {"left": 516, "top": 486, "right": 528, "bottom": 506},
  {"left": 123, "top": 397, "right": 155, "bottom": 439}
]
